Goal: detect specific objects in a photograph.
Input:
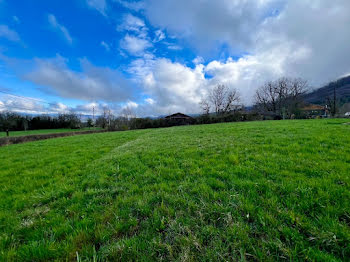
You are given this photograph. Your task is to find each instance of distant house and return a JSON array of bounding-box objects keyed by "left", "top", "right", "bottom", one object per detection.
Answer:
[
  {"left": 164, "top": 112, "right": 193, "bottom": 125},
  {"left": 301, "top": 104, "right": 327, "bottom": 118}
]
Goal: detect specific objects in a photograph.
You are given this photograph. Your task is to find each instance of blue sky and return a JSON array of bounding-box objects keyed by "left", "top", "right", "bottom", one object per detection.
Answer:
[{"left": 0, "top": 0, "right": 349, "bottom": 116}]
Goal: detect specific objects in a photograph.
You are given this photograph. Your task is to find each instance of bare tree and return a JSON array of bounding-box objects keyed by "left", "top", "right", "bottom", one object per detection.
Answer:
[
  {"left": 209, "top": 84, "right": 226, "bottom": 114},
  {"left": 121, "top": 106, "right": 136, "bottom": 120},
  {"left": 223, "top": 88, "right": 240, "bottom": 113},
  {"left": 96, "top": 107, "right": 109, "bottom": 129},
  {"left": 254, "top": 81, "right": 278, "bottom": 113},
  {"left": 199, "top": 98, "right": 210, "bottom": 115},
  {"left": 287, "top": 77, "right": 308, "bottom": 117},
  {"left": 254, "top": 77, "right": 308, "bottom": 118},
  {"left": 200, "top": 84, "right": 240, "bottom": 115}
]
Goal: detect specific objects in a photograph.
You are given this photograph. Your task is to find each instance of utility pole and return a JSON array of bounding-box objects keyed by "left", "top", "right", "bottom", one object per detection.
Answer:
[
  {"left": 333, "top": 81, "right": 337, "bottom": 116},
  {"left": 108, "top": 109, "right": 111, "bottom": 129},
  {"left": 92, "top": 106, "right": 95, "bottom": 127}
]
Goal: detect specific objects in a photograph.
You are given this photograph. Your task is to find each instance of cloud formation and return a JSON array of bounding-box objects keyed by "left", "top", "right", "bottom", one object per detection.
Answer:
[
  {"left": 143, "top": 0, "right": 281, "bottom": 53},
  {"left": 128, "top": 57, "right": 206, "bottom": 114},
  {"left": 118, "top": 14, "right": 146, "bottom": 33},
  {"left": 141, "top": 0, "right": 350, "bottom": 83},
  {"left": 0, "top": 25, "right": 20, "bottom": 42},
  {"left": 0, "top": 94, "right": 113, "bottom": 116},
  {"left": 115, "top": 0, "right": 145, "bottom": 11},
  {"left": 118, "top": 13, "right": 152, "bottom": 57},
  {"left": 120, "top": 34, "right": 152, "bottom": 56},
  {"left": 85, "top": 0, "right": 107, "bottom": 16},
  {"left": 22, "top": 55, "right": 133, "bottom": 102},
  {"left": 0, "top": 94, "right": 45, "bottom": 114},
  {"left": 48, "top": 14, "right": 73, "bottom": 44}
]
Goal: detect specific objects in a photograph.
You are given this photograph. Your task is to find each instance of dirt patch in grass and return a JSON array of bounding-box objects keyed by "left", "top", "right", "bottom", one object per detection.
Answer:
[{"left": 0, "top": 130, "right": 109, "bottom": 146}]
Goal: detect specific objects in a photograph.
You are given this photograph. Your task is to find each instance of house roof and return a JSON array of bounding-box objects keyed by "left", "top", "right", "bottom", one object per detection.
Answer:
[
  {"left": 165, "top": 112, "right": 192, "bottom": 119},
  {"left": 301, "top": 104, "right": 325, "bottom": 111}
]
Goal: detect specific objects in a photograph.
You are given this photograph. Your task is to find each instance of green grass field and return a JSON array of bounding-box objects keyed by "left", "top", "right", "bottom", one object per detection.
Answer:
[
  {"left": 0, "top": 119, "right": 349, "bottom": 261},
  {"left": 0, "top": 127, "right": 102, "bottom": 137}
]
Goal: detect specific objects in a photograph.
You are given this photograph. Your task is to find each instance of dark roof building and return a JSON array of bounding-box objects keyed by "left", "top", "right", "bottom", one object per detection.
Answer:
[
  {"left": 165, "top": 112, "right": 192, "bottom": 120},
  {"left": 164, "top": 113, "right": 194, "bottom": 125}
]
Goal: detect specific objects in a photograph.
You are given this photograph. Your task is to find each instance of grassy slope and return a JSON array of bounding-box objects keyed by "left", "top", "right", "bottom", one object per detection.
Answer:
[
  {"left": 0, "top": 119, "right": 349, "bottom": 261},
  {"left": 0, "top": 128, "right": 102, "bottom": 137}
]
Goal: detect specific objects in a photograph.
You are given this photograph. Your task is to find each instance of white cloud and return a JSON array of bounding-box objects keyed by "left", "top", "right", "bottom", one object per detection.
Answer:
[
  {"left": 125, "top": 100, "right": 138, "bottom": 108},
  {"left": 101, "top": 41, "right": 110, "bottom": 51},
  {"left": 118, "top": 14, "right": 145, "bottom": 33},
  {"left": 48, "top": 14, "right": 73, "bottom": 44},
  {"left": 19, "top": 55, "right": 133, "bottom": 102},
  {"left": 0, "top": 94, "right": 45, "bottom": 114},
  {"left": 145, "top": 98, "right": 155, "bottom": 105},
  {"left": 0, "top": 94, "right": 114, "bottom": 115},
  {"left": 115, "top": 0, "right": 145, "bottom": 11},
  {"left": 50, "top": 102, "right": 111, "bottom": 115},
  {"left": 86, "top": 0, "right": 107, "bottom": 16},
  {"left": 73, "top": 102, "right": 101, "bottom": 115},
  {"left": 204, "top": 54, "right": 288, "bottom": 105},
  {"left": 52, "top": 102, "right": 115, "bottom": 116},
  {"left": 127, "top": 54, "right": 156, "bottom": 81},
  {"left": 118, "top": 14, "right": 153, "bottom": 57},
  {"left": 192, "top": 56, "right": 204, "bottom": 65},
  {"left": 48, "top": 102, "right": 69, "bottom": 113},
  {"left": 120, "top": 34, "right": 152, "bottom": 56},
  {"left": 154, "top": 29, "right": 165, "bottom": 42},
  {"left": 143, "top": 0, "right": 281, "bottom": 53},
  {"left": 254, "top": 0, "right": 350, "bottom": 83},
  {"left": 142, "top": 0, "right": 350, "bottom": 80},
  {"left": 0, "top": 25, "right": 20, "bottom": 42},
  {"left": 166, "top": 43, "right": 182, "bottom": 51},
  {"left": 130, "top": 57, "right": 207, "bottom": 114}
]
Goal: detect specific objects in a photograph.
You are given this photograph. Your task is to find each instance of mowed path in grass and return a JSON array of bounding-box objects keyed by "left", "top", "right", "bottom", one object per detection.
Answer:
[
  {"left": 0, "top": 119, "right": 349, "bottom": 261},
  {"left": 0, "top": 127, "right": 102, "bottom": 137}
]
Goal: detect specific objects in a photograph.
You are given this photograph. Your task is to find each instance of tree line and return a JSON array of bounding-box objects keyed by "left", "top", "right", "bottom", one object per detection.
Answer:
[
  {"left": 0, "top": 112, "right": 82, "bottom": 135},
  {"left": 0, "top": 108, "right": 257, "bottom": 136}
]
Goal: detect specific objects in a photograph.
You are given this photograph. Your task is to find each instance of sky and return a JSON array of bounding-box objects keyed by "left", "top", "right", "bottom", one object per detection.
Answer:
[{"left": 0, "top": 0, "right": 349, "bottom": 117}]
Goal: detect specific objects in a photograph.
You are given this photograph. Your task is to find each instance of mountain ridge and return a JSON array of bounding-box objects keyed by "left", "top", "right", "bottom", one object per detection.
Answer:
[{"left": 304, "top": 75, "right": 350, "bottom": 105}]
